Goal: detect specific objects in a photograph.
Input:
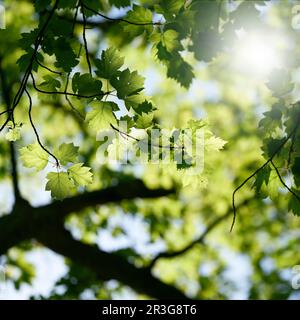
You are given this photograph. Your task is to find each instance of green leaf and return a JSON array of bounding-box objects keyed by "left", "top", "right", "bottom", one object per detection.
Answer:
[
  {"left": 258, "top": 103, "right": 282, "bottom": 134},
  {"left": 262, "top": 138, "right": 285, "bottom": 159},
  {"left": 48, "top": 14, "right": 74, "bottom": 37},
  {"left": 124, "top": 94, "right": 146, "bottom": 110},
  {"left": 68, "top": 163, "right": 93, "bottom": 186},
  {"left": 17, "top": 50, "right": 43, "bottom": 72},
  {"left": 35, "top": 0, "right": 51, "bottom": 11},
  {"left": 134, "top": 112, "right": 154, "bottom": 129},
  {"left": 46, "top": 172, "right": 75, "bottom": 200},
  {"left": 267, "top": 169, "right": 281, "bottom": 200},
  {"left": 288, "top": 189, "right": 300, "bottom": 216},
  {"left": 230, "top": 1, "right": 262, "bottom": 29},
  {"left": 20, "top": 143, "right": 49, "bottom": 171},
  {"left": 205, "top": 136, "right": 227, "bottom": 152},
  {"left": 266, "top": 69, "right": 294, "bottom": 97},
  {"left": 166, "top": 54, "right": 194, "bottom": 88},
  {"left": 253, "top": 165, "right": 271, "bottom": 195},
  {"left": 6, "top": 129, "right": 21, "bottom": 142},
  {"left": 155, "top": 0, "right": 185, "bottom": 18},
  {"left": 53, "top": 37, "right": 79, "bottom": 72},
  {"left": 292, "top": 157, "right": 300, "bottom": 187},
  {"left": 5, "top": 122, "right": 22, "bottom": 142},
  {"left": 55, "top": 143, "right": 79, "bottom": 165},
  {"left": 85, "top": 101, "right": 118, "bottom": 132},
  {"left": 19, "top": 29, "right": 39, "bottom": 50},
  {"left": 111, "top": 68, "right": 144, "bottom": 99},
  {"left": 191, "top": 31, "right": 221, "bottom": 62},
  {"left": 81, "top": 0, "right": 104, "bottom": 17},
  {"left": 123, "top": 5, "right": 153, "bottom": 37},
  {"left": 39, "top": 75, "right": 61, "bottom": 92},
  {"left": 72, "top": 73, "right": 102, "bottom": 96},
  {"left": 58, "top": 0, "right": 77, "bottom": 9},
  {"left": 161, "top": 30, "right": 180, "bottom": 52},
  {"left": 95, "top": 47, "right": 124, "bottom": 80},
  {"left": 134, "top": 100, "right": 155, "bottom": 115},
  {"left": 109, "top": 0, "right": 130, "bottom": 8}
]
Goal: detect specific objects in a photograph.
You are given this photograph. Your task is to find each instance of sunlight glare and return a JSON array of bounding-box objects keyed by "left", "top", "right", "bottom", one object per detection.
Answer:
[{"left": 233, "top": 32, "right": 282, "bottom": 77}]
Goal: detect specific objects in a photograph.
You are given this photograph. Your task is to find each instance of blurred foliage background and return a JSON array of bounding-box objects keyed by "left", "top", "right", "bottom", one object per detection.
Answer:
[{"left": 0, "top": 0, "right": 300, "bottom": 300}]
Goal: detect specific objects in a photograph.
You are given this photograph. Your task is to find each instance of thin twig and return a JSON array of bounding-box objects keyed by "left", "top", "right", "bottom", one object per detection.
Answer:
[
  {"left": 82, "top": 3, "right": 163, "bottom": 26},
  {"left": 35, "top": 58, "right": 62, "bottom": 75},
  {"left": 31, "top": 72, "right": 111, "bottom": 99},
  {"left": 271, "top": 160, "right": 300, "bottom": 203},
  {"left": 80, "top": 1, "right": 92, "bottom": 74},
  {"left": 110, "top": 123, "right": 184, "bottom": 150},
  {"left": 231, "top": 117, "right": 300, "bottom": 231},
  {"left": 0, "top": 0, "right": 60, "bottom": 134},
  {"left": 25, "top": 88, "right": 59, "bottom": 167},
  {"left": 148, "top": 197, "right": 252, "bottom": 269}
]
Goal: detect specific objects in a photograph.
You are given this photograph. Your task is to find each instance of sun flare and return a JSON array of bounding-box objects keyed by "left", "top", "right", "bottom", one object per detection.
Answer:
[{"left": 233, "top": 32, "right": 282, "bottom": 77}]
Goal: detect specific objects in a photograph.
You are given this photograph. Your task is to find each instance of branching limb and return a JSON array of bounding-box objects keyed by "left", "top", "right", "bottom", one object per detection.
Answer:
[
  {"left": 231, "top": 118, "right": 300, "bottom": 231},
  {"left": 35, "top": 58, "right": 62, "bottom": 75},
  {"left": 0, "top": 181, "right": 185, "bottom": 299},
  {"left": 82, "top": 3, "right": 163, "bottom": 26},
  {"left": 35, "top": 223, "right": 188, "bottom": 299},
  {"left": 38, "top": 179, "right": 175, "bottom": 222},
  {"left": 30, "top": 72, "right": 111, "bottom": 99},
  {"left": 149, "top": 197, "right": 252, "bottom": 269}
]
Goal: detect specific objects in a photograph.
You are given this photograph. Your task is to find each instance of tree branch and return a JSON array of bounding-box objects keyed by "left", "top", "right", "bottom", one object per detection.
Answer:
[
  {"left": 0, "top": 181, "right": 185, "bottom": 299},
  {"left": 0, "top": 180, "right": 174, "bottom": 253},
  {"left": 38, "top": 179, "right": 175, "bottom": 223},
  {"left": 35, "top": 223, "right": 188, "bottom": 299},
  {"left": 231, "top": 116, "right": 300, "bottom": 231},
  {"left": 148, "top": 197, "right": 252, "bottom": 269},
  {"left": 0, "top": 56, "right": 21, "bottom": 202}
]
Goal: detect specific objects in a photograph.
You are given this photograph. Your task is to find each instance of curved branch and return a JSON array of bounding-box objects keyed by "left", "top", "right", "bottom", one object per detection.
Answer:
[
  {"left": 271, "top": 160, "right": 300, "bottom": 204},
  {"left": 0, "top": 180, "right": 174, "bottom": 254},
  {"left": 30, "top": 72, "right": 111, "bottom": 99},
  {"left": 0, "top": 181, "right": 183, "bottom": 299},
  {"left": 82, "top": 3, "right": 163, "bottom": 26},
  {"left": 231, "top": 118, "right": 300, "bottom": 231},
  {"left": 80, "top": 1, "right": 92, "bottom": 74},
  {"left": 25, "top": 89, "right": 60, "bottom": 167},
  {"left": 149, "top": 197, "right": 252, "bottom": 269},
  {"left": 35, "top": 224, "right": 188, "bottom": 299},
  {"left": 39, "top": 179, "right": 175, "bottom": 222},
  {"left": 35, "top": 58, "right": 62, "bottom": 75}
]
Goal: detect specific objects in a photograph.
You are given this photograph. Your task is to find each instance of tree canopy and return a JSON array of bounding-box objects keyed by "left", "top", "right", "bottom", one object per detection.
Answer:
[{"left": 0, "top": 0, "right": 300, "bottom": 299}]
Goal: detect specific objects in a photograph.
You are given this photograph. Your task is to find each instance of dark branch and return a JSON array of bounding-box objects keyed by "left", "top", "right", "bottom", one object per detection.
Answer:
[
  {"left": 30, "top": 72, "right": 111, "bottom": 99},
  {"left": 35, "top": 223, "right": 188, "bottom": 299},
  {"left": 80, "top": 1, "right": 92, "bottom": 74},
  {"left": 82, "top": 3, "right": 163, "bottom": 26},
  {"left": 0, "top": 56, "right": 21, "bottom": 201},
  {"left": 57, "top": 15, "right": 118, "bottom": 32},
  {"left": 0, "top": 181, "right": 183, "bottom": 299},
  {"left": 149, "top": 197, "right": 252, "bottom": 269},
  {"left": 271, "top": 160, "right": 300, "bottom": 204},
  {"left": 0, "top": 180, "right": 174, "bottom": 254},
  {"left": 39, "top": 179, "right": 175, "bottom": 222},
  {"left": 35, "top": 58, "right": 62, "bottom": 75}
]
